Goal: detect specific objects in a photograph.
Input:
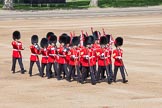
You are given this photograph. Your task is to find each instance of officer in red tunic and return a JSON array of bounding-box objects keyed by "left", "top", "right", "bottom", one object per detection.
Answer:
[
  {"left": 11, "top": 31, "right": 26, "bottom": 74},
  {"left": 40, "top": 38, "right": 50, "bottom": 78},
  {"left": 47, "top": 34, "right": 58, "bottom": 78},
  {"left": 29, "top": 35, "right": 42, "bottom": 76},
  {"left": 68, "top": 36, "right": 81, "bottom": 82},
  {"left": 80, "top": 36, "right": 96, "bottom": 85},
  {"left": 96, "top": 36, "right": 112, "bottom": 84},
  {"left": 57, "top": 34, "right": 70, "bottom": 81},
  {"left": 113, "top": 37, "right": 128, "bottom": 83}
]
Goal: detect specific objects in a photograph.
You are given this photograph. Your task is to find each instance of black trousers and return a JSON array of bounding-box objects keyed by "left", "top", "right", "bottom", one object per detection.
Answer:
[
  {"left": 41, "top": 63, "right": 50, "bottom": 78},
  {"left": 47, "top": 62, "right": 58, "bottom": 77},
  {"left": 96, "top": 66, "right": 110, "bottom": 80},
  {"left": 29, "top": 61, "right": 42, "bottom": 76},
  {"left": 57, "top": 64, "right": 69, "bottom": 80},
  {"left": 114, "top": 66, "right": 126, "bottom": 81},
  {"left": 109, "top": 64, "right": 114, "bottom": 78},
  {"left": 69, "top": 65, "right": 81, "bottom": 81},
  {"left": 81, "top": 66, "right": 96, "bottom": 85},
  {"left": 11, "top": 57, "right": 25, "bottom": 73}
]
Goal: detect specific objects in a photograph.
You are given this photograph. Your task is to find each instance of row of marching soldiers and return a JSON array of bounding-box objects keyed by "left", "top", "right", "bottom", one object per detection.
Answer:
[{"left": 11, "top": 30, "right": 128, "bottom": 85}]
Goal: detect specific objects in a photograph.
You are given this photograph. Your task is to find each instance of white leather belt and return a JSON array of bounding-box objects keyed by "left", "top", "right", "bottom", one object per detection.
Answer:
[
  {"left": 31, "top": 54, "right": 37, "bottom": 56},
  {"left": 42, "top": 56, "right": 48, "bottom": 57},
  {"left": 13, "top": 49, "right": 19, "bottom": 51}
]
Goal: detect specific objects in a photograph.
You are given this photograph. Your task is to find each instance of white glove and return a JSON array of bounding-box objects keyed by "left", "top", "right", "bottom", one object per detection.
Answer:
[
  {"left": 71, "top": 55, "right": 75, "bottom": 59},
  {"left": 118, "top": 56, "right": 122, "bottom": 59},
  {"left": 101, "top": 53, "right": 104, "bottom": 57},
  {"left": 85, "top": 55, "right": 89, "bottom": 59},
  {"left": 63, "top": 49, "right": 67, "bottom": 52}
]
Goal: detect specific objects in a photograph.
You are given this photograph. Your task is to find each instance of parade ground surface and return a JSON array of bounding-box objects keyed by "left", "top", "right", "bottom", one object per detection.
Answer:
[{"left": 0, "top": 7, "right": 162, "bottom": 108}]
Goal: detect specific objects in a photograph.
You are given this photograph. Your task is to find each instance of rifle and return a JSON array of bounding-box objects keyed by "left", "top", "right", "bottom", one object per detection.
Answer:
[
  {"left": 102, "top": 28, "right": 106, "bottom": 36},
  {"left": 91, "top": 27, "right": 94, "bottom": 34}
]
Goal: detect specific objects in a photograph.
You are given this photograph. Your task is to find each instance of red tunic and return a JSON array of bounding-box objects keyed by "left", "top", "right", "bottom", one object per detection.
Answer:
[
  {"left": 12, "top": 41, "right": 23, "bottom": 58},
  {"left": 69, "top": 48, "right": 79, "bottom": 66},
  {"left": 41, "top": 48, "right": 49, "bottom": 64},
  {"left": 65, "top": 47, "right": 71, "bottom": 64},
  {"left": 80, "top": 47, "right": 94, "bottom": 67},
  {"left": 92, "top": 43, "right": 100, "bottom": 66},
  {"left": 97, "top": 48, "right": 110, "bottom": 66},
  {"left": 57, "top": 46, "right": 67, "bottom": 64},
  {"left": 106, "top": 46, "right": 113, "bottom": 64},
  {"left": 113, "top": 48, "right": 123, "bottom": 66},
  {"left": 30, "top": 45, "right": 40, "bottom": 62},
  {"left": 47, "top": 45, "right": 57, "bottom": 63}
]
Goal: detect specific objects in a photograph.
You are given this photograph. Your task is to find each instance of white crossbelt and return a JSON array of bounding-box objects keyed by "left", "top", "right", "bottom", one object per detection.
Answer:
[{"left": 13, "top": 49, "right": 19, "bottom": 51}]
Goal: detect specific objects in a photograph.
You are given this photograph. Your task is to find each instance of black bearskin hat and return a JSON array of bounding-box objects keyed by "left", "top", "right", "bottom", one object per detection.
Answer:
[
  {"left": 100, "top": 36, "right": 108, "bottom": 45},
  {"left": 105, "top": 34, "right": 111, "bottom": 43},
  {"left": 59, "top": 33, "right": 67, "bottom": 44},
  {"left": 13, "top": 31, "right": 21, "bottom": 40},
  {"left": 66, "top": 35, "right": 71, "bottom": 44},
  {"left": 84, "top": 35, "right": 94, "bottom": 46},
  {"left": 72, "top": 36, "right": 80, "bottom": 46},
  {"left": 59, "top": 33, "right": 71, "bottom": 44},
  {"left": 49, "top": 34, "right": 57, "bottom": 44},
  {"left": 46, "top": 32, "right": 54, "bottom": 40},
  {"left": 40, "top": 38, "right": 48, "bottom": 48},
  {"left": 31, "top": 35, "right": 38, "bottom": 44},
  {"left": 115, "top": 37, "right": 123, "bottom": 47},
  {"left": 93, "top": 31, "right": 100, "bottom": 40}
]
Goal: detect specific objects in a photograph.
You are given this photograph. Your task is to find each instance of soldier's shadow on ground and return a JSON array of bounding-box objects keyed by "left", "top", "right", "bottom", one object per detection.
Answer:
[
  {"left": 32, "top": 73, "right": 40, "bottom": 76},
  {"left": 15, "top": 70, "right": 27, "bottom": 73},
  {"left": 85, "top": 79, "right": 125, "bottom": 84}
]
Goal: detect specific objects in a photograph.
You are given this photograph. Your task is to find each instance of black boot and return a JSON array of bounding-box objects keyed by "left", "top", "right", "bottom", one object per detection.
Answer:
[
  {"left": 123, "top": 78, "right": 128, "bottom": 83},
  {"left": 21, "top": 70, "right": 26, "bottom": 74}
]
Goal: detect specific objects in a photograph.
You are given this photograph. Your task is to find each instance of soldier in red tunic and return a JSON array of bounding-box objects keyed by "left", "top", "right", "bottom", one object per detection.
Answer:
[
  {"left": 96, "top": 36, "right": 112, "bottom": 84},
  {"left": 47, "top": 34, "right": 58, "bottom": 78},
  {"left": 80, "top": 36, "right": 96, "bottom": 85},
  {"left": 29, "top": 35, "right": 42, "bottom": 77},
  {"left": 105, "top": 34, "right": 114, "bottom": 80},
  {"left": 40, "top": 38, "right": 49, "bottom": 78},
  {"left": 92, "top": 31, "right": 100, "bottom": 77},
  {"left": 11, "top": 31, "right": 26, "bottom": 74},
  {"left": 113, "top": 37, "right": 128, "bottom": 83},
  {"left": 57, "top": 34, "right": 70, "bottom": 81},
  {"left": 68, "top": 36, "right": 81, "bottom": 82}
]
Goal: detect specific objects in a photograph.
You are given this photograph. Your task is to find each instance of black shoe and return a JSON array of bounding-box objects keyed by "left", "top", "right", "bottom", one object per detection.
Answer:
[
  {"left": 29, "top": 74, "right": 32, "bottom": 77},
  {"left": 91, "top": 82, "right": 96, "bottom": 85},
  {"left": 80, "top": 80, "right": 85, "bottom": 84},
  {"left": 108, "top": 80, "right": 112, "bottom": 84},
  {"left": 21, "top": 70, "right": 26, "bottom": 74},
  {"left": 123, "top": 80, "right": 128, "bottom": 83}
]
